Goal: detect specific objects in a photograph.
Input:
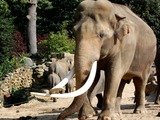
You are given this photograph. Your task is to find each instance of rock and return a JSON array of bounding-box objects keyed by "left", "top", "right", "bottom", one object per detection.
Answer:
[{"left": 23, "top": 57, "right": 34, "bottom": 68}]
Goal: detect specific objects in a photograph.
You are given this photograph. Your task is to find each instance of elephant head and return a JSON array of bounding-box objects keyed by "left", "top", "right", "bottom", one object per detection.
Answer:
[{"left": 72, "top": 0, "right": 130, "bottom": 92}]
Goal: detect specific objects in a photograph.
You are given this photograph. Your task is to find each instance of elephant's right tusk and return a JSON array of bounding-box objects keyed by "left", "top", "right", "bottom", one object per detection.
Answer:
[
  {"left": 49, "top": 67, "right": 75, "bottom": 93},
  {"left": 31, "top": 61, "right": 97, "bottom": 98},
  {"left": 50, "top": 61, "right": 97, "bottom": 97}
]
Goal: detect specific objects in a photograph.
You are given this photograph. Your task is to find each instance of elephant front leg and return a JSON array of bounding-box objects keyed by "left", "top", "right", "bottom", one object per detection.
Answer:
[
  {"left": 115, "top": 79, "right": 127, "bottom": 115},
  {"left": 78, "top": 95, "right": 96, "bottom": 120},
  {"left": 98, "top": 70, "right": 122, "bottom": 120}
]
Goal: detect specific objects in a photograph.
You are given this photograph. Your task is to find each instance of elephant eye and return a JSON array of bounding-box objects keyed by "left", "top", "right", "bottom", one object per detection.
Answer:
[
  {"left": 100, "top": 32, "right": 104, "bottom": 38},
  {"left": 99, "top": 32, "right": 105, "bottom": 39}
]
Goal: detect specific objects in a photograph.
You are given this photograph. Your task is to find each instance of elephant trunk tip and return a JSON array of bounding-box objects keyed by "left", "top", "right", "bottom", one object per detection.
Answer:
[{"left": 57, "top": 95, "right": 86, "bottom": 120}]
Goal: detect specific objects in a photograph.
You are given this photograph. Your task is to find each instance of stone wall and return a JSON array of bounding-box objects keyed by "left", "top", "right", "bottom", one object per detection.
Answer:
[{"left": 0, "top": 67, "right": 33, "bottom": 107}]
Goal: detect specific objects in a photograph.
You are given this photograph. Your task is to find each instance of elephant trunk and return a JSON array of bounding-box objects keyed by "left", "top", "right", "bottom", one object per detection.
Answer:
[
  {"left": 57, "top": 53, "right": 98, "bottom": 119},
  {"left": 57, "top": 38, "right": 100, "bottom": 119}
]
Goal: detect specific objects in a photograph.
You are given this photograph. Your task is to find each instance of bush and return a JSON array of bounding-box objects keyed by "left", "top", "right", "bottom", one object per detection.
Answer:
[
  {"left": 38, "top": 30, "right": 75, "bottom": 59},
  {"left": 0, "top": 55, "right": 25, "bottom": 81},
  {"left": 0, "top": 16, "right": 14, "bottom": 58},
  {"left": 12, "top": 31, "right": 27, "bottom": 55},
  {"left": 0, "top": 1, "right": 25, "bottom": 81}
]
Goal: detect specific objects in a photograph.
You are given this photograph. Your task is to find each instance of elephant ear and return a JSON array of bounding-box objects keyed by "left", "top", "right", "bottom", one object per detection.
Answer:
[{"left": 114, "top": 14, "right": 130, "bottom": 41}]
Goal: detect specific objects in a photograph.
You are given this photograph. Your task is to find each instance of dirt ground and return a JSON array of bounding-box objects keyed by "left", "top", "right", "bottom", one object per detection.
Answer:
[{"left": 0, "top": 81, "right": 160, "bottom": 120}]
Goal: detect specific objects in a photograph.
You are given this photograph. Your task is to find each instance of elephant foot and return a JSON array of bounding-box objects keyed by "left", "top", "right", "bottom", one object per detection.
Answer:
[
  {"left": 78, "top": 104, "right": 96, "bottom": 120},
  {"left": 133, "top": 106, "right": 147, "bottom": 114},
  {"left": 115, "top": 105, "right": 122, "bottom": 116},
  {"left": 97, "top": 102, "right": 102, "bottom": 109},
  {"left": 98, "top": 110, "right": 121, "bottom": 120},
  {"left": 155, "top": 95, "right": 160, "bottom": 105}
]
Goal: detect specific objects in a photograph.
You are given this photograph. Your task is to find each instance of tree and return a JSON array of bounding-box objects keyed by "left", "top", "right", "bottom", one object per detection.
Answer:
[{"left": 27, "top": 0, "right": 37, "bottom": 55}]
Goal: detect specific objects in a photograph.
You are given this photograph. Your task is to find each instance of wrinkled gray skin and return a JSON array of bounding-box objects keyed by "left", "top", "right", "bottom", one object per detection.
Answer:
[
  {"left": 155, "top": 45, "right": 160, "bottom": 104},
  {"left": 57, "top": 0, "right": 157, "bottom": 120}
]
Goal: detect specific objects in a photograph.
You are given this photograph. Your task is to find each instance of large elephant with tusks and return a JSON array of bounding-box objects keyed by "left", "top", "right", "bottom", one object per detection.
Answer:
[
  {"left": 31, "top": 0, "right": 157, "bottom": 119},
  {"left": 58, "top": 0, "right": 156, "bottom": 119}
]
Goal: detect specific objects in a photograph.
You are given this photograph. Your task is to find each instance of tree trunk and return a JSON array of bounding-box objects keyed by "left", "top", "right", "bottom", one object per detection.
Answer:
[{"left": 27, "top": 0, "right": 37, "bottom": 55}]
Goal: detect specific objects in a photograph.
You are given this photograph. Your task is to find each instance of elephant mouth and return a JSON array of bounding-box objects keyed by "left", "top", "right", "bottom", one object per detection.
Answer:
[{"left": 30, "top": 61, "right": 97, "bottom": 98}]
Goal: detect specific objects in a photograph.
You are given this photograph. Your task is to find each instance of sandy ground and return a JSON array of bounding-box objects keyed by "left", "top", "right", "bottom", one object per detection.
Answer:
[{"left": 0, "top": 81, "right": 160, "bottom": 120}]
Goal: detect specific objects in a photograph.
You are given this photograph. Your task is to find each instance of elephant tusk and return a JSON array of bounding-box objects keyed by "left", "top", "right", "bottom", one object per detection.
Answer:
[
  {"left": 30, "top": 61, "right": 97, "bottom": 98},
  {"left": 49, "top": 67, "right": 75, "bottom": 93}
]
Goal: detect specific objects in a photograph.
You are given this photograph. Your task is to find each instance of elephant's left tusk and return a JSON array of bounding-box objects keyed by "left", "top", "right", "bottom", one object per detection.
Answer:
[{"left": 30, "top": 61, "right": 97, "bottom": 98}]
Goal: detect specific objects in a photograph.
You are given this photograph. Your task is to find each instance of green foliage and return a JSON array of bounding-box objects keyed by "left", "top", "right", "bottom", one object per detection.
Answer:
[
  {"left": 0, "top": 0, "right": 16, "bottom": 80},
  {"left": 5, "top": 0, "right": 28, "bottom": 33},
  {"left": 49, "top": 30, "right": 75, "bottom": 53},
  {"left": 38, "top": 30, "right": 75, "bottom": 59},
  {"left": 0, "top": 0, "right": 10, "bottom": 16},
  {"left": 0, "top": 56, "right": 24, "bottom": 81},
  {"left": 0, "top": 17, "right": 14, "bottom": 57},
  {"left": 36, "top": 0, "right": 80, "bottom": 34}
]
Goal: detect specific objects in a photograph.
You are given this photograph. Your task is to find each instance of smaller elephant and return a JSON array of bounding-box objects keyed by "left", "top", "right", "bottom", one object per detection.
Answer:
[
  {"left": 68, "top": 78, "right": 76, "bottom": 93},
  {"left": 47, "top": 72, "right": 61, "bottom": 89},
  {"left": 48, "top": 58, "right": 73, "bottom": 93},
  {"left": 47, "top": 72, "right": 62, "bottom": 102}
]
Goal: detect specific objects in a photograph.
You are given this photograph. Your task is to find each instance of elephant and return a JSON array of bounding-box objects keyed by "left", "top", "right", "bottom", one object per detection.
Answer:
[
  {"left": 48, "top": 58, "right": 74, "bottom": 93},
  {"left": 31, "top": 0, "right": 157, "bottom": 119},
  {"left": 47, "top": 72, "right": 61, "bottom": 89},
  {"left": 55, "top": 0, "right": 156, "bottom": 120},
  {"left": 48, "top": 60, "right": 68, "bottom": 80},
  {"left": 47, "top": 72, "right": 62, "bottom": 102},
  {"left": 155, "top": 45, "right": 160, "bottom": 104},
  {"left": 68, "top": 78, "right": 76, "bottom": 93}
]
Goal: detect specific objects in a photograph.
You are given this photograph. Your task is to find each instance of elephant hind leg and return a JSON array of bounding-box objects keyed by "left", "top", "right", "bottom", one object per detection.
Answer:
[
  {"left": 115, "top": 79, "right": 128, "bottom": 114},
  {"left": 133, "top": 77, "right": 147, "bottom": 114}
]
